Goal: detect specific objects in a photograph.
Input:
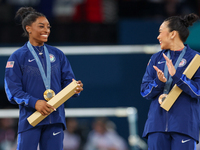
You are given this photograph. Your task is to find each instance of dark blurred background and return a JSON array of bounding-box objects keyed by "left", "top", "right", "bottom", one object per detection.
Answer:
[
  {"left": 0, "top": 0, "right": 199, "bottom": 46},
  {"left": 0, "top": 0, "right": 200, "bottom": 149}
]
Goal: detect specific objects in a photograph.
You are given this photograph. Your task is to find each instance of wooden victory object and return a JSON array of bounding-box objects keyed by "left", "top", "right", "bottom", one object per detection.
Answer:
[
  {"left": 27, "top": 80, "right": 78, "bottom": 127},
  {"left": 161, "top": 54, "right": 200, "bottom": 111}
]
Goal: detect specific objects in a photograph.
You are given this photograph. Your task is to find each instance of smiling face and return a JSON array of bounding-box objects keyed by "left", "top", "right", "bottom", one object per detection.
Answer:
[
  {"left": 157, "top": 21, "right": 172, "bottom": 50},
  {"left": 26, "top": 16, "right": 51, "bottom": 46}
]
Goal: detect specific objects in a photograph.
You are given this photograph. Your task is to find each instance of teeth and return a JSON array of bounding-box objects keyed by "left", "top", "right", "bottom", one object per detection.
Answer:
[{"left": 41, "top": 35, "right": 48, "bottom": 38}]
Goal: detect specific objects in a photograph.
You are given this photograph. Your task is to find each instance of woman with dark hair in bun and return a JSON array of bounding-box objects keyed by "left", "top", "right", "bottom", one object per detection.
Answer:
[
  {"left": 4, "top": 7, "right": 83, "bottom": 150},
  {"left": 141, "top": 13, "right": 200, "bottom": 150}
]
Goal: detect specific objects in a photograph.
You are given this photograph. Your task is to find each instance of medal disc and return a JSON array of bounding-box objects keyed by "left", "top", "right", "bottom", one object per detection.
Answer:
[
  {"left": 158, "top": 94, "right": 167, "bottom": 104},
  {"left": 44, "top": 89, "right": 55, "bottom": 101}
]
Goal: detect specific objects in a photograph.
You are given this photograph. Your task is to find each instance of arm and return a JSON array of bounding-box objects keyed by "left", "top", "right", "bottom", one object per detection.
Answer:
[
  {"left": 172, "top": 69, "right": 200, "bottom": 99},
  {"left": 140, "top": 55, "right": 166, "bottom": 100},
  {"left": 5, "top": 53, "right": 56, "bottom": 116},
  {"left": 4, "top": 53, "right": 38, "bottom": 109},
  {"left": 164, "top": 52, "right": 200, "bottom": 99},
  {"left": 61, "top": 53, "right": 83, "bottom": 96}
]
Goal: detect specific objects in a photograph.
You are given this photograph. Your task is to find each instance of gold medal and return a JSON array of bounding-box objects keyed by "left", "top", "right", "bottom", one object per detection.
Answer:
[
  {"left": 158, "top": 94, "right": 167, "bottom": 104},
  {"left": 43, "top": 89, "right": 55, "bottom": 101}
]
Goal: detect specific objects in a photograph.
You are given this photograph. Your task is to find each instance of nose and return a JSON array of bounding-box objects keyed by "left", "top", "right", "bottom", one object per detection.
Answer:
[
  {"left": 157, "top": 34, "right": 160, "bottom": 40},
  {"left": 44, "top": 26, "right": 50, "bottom": 33}
]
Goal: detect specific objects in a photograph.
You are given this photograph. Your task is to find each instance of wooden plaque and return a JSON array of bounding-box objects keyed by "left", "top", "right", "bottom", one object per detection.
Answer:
[
  {"left": 27, "top": 80, "right": 78, "bottom": 127},
  {"left": 161, "top": 54, "right": 200, "bottom": 111}
]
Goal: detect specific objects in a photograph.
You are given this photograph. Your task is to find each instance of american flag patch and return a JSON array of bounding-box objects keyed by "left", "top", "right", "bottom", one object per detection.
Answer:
[{"left": 6, "top": 61, "right": 14, "bottom": 68}]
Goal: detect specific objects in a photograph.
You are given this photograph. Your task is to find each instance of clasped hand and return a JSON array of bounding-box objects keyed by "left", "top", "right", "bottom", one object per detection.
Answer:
[{"left": 153, "top": 53, "right": 176, "bottom": 83}]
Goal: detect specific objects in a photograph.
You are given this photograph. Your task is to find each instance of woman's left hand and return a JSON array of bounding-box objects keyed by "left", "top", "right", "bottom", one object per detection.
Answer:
[{"left": 163, "top": 53, "right": 176, "bottom": 76}]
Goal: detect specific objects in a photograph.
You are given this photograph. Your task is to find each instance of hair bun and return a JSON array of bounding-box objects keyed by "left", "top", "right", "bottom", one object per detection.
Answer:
[
  {"left": 181, "top": 13, "right": 199, "bottom": 28},
  {"left": 15, "top": 7, "right": 36, "bottom": 21}
]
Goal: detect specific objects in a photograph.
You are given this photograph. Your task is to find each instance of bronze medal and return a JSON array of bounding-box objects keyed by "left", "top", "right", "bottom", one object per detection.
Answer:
[
  {"left": 158, "top": 94, "right": 167, "bottom": 104},
  {"left": 43, "top": 89, "right": 55, "bottom": 101}
]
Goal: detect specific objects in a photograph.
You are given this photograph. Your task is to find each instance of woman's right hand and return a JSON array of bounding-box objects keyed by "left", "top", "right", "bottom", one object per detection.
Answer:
[{"left": 35, "top": 100, "right": 56, "bottom": 116}]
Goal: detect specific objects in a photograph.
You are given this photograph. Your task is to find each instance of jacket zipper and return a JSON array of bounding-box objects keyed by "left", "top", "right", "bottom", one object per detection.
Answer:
[
  {"left": 40, "top": 54, "right": 52, "bottom": 124},
  {"left": 165, "top": 51, "right": 173, "bottom": 132}
]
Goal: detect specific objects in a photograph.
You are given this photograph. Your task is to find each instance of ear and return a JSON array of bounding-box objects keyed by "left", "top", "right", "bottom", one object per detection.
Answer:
[
  {"left": 26, "top": 26, "right": 31, "bottom": 34},
  {"left": 170, "top": 30, "right": 177, "bottom": 39}
]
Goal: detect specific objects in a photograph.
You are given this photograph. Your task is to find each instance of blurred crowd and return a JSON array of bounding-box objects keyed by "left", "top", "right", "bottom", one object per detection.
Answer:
[
  {"left": 0, "top": 117, "right": 129, "bottom": 150},
  {"left": 0, "top": 0, "right": 199, "bottom": 23},
  {"left": 0, "top": 0, "right": 199, "bottom": 45}
]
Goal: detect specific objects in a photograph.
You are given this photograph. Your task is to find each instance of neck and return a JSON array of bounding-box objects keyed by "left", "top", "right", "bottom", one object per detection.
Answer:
[
  {"left": 170, "top": 42, "right": 184, "bottom": 51},
  {"left": 169, "top": 37, "right": 185, "bottom": 51},
  {"left": 29, "top": 39, "right": 44, "bottom": 46}
]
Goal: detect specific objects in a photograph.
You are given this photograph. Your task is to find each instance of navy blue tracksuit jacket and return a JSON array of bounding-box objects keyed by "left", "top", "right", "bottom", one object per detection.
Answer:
[
  {"left": 4, "top": 42, "right": 77, "bottom": 133},
  {"left": 141, "top": 44, "right": 200, "bottom": 142}
]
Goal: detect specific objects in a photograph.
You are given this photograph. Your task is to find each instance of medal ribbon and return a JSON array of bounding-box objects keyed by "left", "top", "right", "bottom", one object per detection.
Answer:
[
  {"left": 27, "top": 41, "right": 51, "bottom": 90},
  {"left": 163, "top": 46, "right": 186, "bottom": 94}
]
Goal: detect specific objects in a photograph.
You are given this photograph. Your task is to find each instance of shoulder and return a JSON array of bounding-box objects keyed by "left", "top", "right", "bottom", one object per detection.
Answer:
[
  {"left": 185, "top": 44, "right": 200, "bottom": 58},
  {"left": 44, "top": 44, "right": 67, "bottom": 60},
  {"left": 45, "top": 44, "right": 65, "bottom": 55},
  {"left": 9, "top": 43, "right": 29, "bottom": 59},
  {"left": 148, "top": 50, "right": 165, "bottom": 64}
]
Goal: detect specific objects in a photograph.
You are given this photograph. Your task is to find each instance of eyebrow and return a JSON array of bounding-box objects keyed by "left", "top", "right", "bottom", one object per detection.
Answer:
[{"left": 38, "top": 23, "right": 51, "bottom": 26}]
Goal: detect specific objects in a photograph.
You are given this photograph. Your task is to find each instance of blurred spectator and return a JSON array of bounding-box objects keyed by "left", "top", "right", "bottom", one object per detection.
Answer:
[
  {"left": 63, "top": 118, "right": 82, "bottom": 150},
  {"left": 53, "top": 0, "right": 83, "bottom": 23},
  {"left": 72, "top": 0, "right": 117, "bottom": 23},
  {"left": 84, "top": 117, "right": 128, "bottom": 150},
  {"left": 73, "top": 0, "right": 103, "bottom": 23},
  {"left": 0, "top": 118, "right": 17, "bottom": 150},
  {"left": 102, "top": 0, "right": 118, "bottom": 23}
]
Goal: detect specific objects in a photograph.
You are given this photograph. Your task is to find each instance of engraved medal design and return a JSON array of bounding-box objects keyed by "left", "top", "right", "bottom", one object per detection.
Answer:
[{"left": 44, "top": 89, "right": 55, "bottom": 101}]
